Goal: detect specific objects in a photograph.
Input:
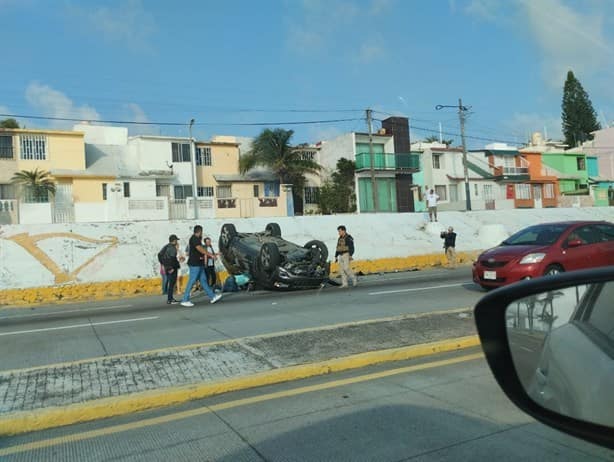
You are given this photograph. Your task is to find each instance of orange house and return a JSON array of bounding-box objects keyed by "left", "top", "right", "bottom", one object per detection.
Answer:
[{"left": 518, "top": 149, "right": 560, "bottom": 208}]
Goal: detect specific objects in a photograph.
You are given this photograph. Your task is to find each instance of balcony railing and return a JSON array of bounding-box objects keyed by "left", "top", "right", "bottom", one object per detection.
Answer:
[{"left": 355, "top": 152, "right": 420, "bottom": 171}]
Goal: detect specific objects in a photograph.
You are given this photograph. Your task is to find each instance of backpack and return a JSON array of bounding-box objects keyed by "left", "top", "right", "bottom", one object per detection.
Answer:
[{"left": 157, "top": 244, "right": 172, "bottom": 267}]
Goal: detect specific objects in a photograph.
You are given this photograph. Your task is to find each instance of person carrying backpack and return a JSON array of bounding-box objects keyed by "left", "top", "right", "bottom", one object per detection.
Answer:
[{"left": 158, "top": 234, "right": 183, "bottom": 305}]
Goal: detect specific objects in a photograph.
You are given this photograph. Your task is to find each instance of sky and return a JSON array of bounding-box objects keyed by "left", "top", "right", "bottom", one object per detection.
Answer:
[{"left": 1, "top": 0, "right": 614, "bottom": 149}]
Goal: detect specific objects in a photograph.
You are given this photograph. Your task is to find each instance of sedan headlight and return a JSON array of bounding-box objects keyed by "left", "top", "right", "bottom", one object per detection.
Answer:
[{"left": 519, "top": 253, "right": 546, "bottom": 264}]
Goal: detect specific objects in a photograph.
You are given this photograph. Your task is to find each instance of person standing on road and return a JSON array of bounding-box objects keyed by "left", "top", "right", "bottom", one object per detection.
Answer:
[
  {"left": 159, "top": 234, "right": 184, "bottom": 304},
  {"left": 181, "top": 225, "right": 222, "bottom": 307},
  {"left": 203, "top": 236, "right": 219, "bottom": 290},
  {"left": 426, "top": 188, "right": 440, "bottom": 222},
  {"left": 335, "top": 225, "right": 357, "bottom": 289},
  {"left": 440, "top": 226, "right": 457, "bottom": 269}
]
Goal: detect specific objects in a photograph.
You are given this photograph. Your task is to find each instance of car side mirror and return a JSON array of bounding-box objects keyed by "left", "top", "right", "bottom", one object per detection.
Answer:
[
  {"left": 567, "top": 239, "right": 583, "bottom": 248},
  {"left": 474, "top": 267, "right": 614, "bottom": 449}
]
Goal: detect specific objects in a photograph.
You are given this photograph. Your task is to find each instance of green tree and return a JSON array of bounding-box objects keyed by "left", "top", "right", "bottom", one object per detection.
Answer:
[
  {"left": 11, "top": 168, "right": 56, "bottom": 203},
  {"left": 239, "top": 128, "right": 322, "bottom": 209},
  {"left": 0, "top": 118, "right": 19, "bottom": 129},
  {"left": 561, "top": 70, "right": 601, "bottom": 147},
  {"left": 318, "top": 158, "right": 356, "bottom": 214},
  {"left": 424, "top": 135, "right": 453, "bottom": 146}
]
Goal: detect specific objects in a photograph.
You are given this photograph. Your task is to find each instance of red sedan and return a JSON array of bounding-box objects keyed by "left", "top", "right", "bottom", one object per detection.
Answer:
[{"left": 472, "top": 220, "right": 614, "bottom": 290}]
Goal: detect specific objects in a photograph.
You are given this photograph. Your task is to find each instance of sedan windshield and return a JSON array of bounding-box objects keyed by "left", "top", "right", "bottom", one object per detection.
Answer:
[{"left": 502, "top": 224, "right": 569, "bottom": 246}]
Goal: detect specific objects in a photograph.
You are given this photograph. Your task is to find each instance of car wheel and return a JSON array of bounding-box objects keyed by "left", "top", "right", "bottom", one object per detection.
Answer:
[
  {"left": 265, "top": 223, "right": 282, "bottom": 237},
  {"left": 543, "top": 264, "right": 564, "bottom": 276},
  {"left": 304, "top": 240, "right": 328, "bottom": 265},
  {"left": 219, "top": 223, "right": 238, "bottom": 251},
  {"left": 259, "top": 242, "right": 281, "bottom": 271}
]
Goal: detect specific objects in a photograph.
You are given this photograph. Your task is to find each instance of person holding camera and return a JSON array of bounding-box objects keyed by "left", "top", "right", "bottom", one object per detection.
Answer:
[{"left": 440, "top": 226, "right": 457, "bottom": 269}]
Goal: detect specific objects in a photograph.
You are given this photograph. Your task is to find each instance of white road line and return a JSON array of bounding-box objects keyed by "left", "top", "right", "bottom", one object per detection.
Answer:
[
  {"left": 0, "top": 304, "right": 134, "bottom": 320},
  {"left": 0, "top": 316, "right": 159, "bottom": 337},
  {"left": 368, "top": 283, "right": 465, "bottom": 295}
]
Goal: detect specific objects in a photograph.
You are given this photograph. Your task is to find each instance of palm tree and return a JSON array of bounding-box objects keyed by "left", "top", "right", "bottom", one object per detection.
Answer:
[
  {"left": 11, "top": 168, "right": 56, "bottom": 203},
  {"left": 239, "top": 129, "right": 322, "bottom": 212}
]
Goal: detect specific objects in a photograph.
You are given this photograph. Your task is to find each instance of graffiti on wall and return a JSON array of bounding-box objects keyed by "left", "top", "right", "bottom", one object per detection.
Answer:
[{"left": 0, "top": 229, "right": 119, "bottom": 284}]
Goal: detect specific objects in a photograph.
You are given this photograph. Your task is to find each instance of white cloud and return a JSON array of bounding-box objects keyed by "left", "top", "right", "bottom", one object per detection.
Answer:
[
  {"left": 504, "top": 112, "right": 563, "bottom": 142},
  {"left": 68, "top": 0, "right": 156, "bottom": 51},
  {"left": 25, "top": 82, "right": 100, "bottom": 128},
  {"left": 124, "top": 103, "right": 158, "bottom": 135},
  {"left": 521, "top": 0, "right": 614, "bottom": 88}
]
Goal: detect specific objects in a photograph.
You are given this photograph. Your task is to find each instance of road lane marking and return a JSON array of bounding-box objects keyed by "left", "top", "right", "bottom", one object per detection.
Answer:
[
  {"left": 0, "top": 308, "right": 472, "bottom": 374},
  {"left": 0, "top": 304, "right": 134, "bottom": 320},
  {"left": 0, "top": 352, "right": 483, "bottom": 457},
  {"left": 0, "top": 316, "right": 159, "bottom": 337},
  {"left": 369, "top": 283, "right": 465, "bottom": 295}
]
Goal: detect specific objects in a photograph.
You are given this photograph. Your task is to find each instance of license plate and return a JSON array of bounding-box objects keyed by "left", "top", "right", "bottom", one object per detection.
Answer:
[{"left": 484, "top": 271, "right": 497, "bottom": 280}]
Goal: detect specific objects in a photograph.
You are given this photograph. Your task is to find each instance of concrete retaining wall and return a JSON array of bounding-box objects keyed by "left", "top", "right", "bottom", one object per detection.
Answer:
[{"left": 0, "top": 207, "right": 613, "bottom": 306}]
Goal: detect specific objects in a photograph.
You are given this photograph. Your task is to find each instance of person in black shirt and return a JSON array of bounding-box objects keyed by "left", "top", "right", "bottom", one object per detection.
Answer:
[
  {"left": 440, "top": 226, "right": 457, "bottom": 269},
  {"left": 159, "top": 234, "right": 185, "bottom": 304},
  {"left": 181, "top": 225, "right": 223, "bottom": 306}
]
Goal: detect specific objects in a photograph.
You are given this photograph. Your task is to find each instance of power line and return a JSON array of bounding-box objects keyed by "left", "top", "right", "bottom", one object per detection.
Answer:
[
  {"left": 0, "top": 113, "right": 363, "bottom": 127},
  {"left": 389, "top": 121, "right": 525, "bottom": 146}
]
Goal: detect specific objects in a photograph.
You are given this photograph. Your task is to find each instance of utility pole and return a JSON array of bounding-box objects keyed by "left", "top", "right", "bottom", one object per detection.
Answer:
[
  {"left": 458, "top": 98, "right": 471, "bottom": 211},
  {"left": 188, "top": 118, "right": 199, "bottom": 219},
  {"left": 366, "top": 108, "right": 379, "bottom": 212},
  {"left": 436, "top": 100, "right": 472, "bottom": 211}
]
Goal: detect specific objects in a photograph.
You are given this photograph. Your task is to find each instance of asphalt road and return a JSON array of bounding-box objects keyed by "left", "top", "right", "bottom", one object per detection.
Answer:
[
  {"left": 1, "top": 349, "right": 610, "bottom": 461},
  {"left": 0, "top": 268, "right": 482, "bottom": 370}
]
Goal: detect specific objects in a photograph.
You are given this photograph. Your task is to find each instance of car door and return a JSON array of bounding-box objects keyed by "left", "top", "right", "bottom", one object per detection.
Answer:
[
  {"left": 561, "top": 225, "right": 601, "bottom": 271},
  {"left": 595, "top": 224, "right": 614, "bottom": 266}
]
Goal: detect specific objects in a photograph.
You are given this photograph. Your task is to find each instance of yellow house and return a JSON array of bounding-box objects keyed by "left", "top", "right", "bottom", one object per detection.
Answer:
[{"left": 196, "top": 136, "right": 289, "bottom": 218}]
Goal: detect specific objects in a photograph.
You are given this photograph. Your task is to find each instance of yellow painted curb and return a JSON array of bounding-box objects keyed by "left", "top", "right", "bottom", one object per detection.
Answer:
[
  {"left": 0, "top": 335, "right": 480, "bottom": 436},
  {"left": 0, "top": 251, "right": 479, "bottom": 308}
]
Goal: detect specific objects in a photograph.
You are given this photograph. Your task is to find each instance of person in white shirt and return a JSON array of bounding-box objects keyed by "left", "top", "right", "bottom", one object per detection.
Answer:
[
  {"left": 203, "top": 237, "right": 219, "bottom": 290},
  {"left": 425, "top": 189, "right": 440, "bottom": 222}
]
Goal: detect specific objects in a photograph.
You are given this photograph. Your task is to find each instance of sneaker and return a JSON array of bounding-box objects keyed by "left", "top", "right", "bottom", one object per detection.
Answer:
[
  {"left": 167, "top": 299, "right": 179, "bottom": 305},
  {"left": 210, "top": 294, "right": 223, "bottom": 304},
  {"left": 339, "top": 284, "right": 349, "bottom": 289},
  {"left": 180, "top": 301, "right": 194, "bottom": 307}
]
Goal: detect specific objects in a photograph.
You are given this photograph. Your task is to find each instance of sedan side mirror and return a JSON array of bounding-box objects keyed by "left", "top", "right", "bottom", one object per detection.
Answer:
[
  {"left": 474, "top": 266, "right": 614, "bottom": 449},
  {"left": 567, "top": 239, "right": 584, "bottom": 248}
]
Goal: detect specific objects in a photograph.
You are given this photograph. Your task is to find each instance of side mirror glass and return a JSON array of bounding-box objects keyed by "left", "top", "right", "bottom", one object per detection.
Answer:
[{"left": 506, "top": 282, "right": 614, "bottom": 428}]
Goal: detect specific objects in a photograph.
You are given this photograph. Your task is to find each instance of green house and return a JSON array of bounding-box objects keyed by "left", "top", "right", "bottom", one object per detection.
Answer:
[{"left": 541, "top": 151, "right": 590, "bottom": 195}]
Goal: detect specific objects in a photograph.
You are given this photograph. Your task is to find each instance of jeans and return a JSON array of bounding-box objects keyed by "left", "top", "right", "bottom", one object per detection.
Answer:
[
  {"left": 165, "top": 269, "right": 178, "bottom": 301},
  {"left": 182, "top": 265, "right": 216, "bottom": 301},
  {"left": 161, "top": 274, "right": 168, "bottom": 294}
]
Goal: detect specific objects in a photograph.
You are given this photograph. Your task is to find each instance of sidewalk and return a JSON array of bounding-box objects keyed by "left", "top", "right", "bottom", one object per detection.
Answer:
[{"left": 0, "top": 308, "right": 479, "bottom": 435}]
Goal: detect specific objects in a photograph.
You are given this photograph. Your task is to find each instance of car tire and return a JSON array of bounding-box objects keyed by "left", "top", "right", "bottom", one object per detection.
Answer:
[
  {"left": 260, "top": 242, "right": 281, "bottom": 271},
  {"left": 265, "top": 223, "right": 282, "bottom": 237},
  {"left": 543, "top": 264, "right": 564, "bottom": 276},
  {"left": 304, "top": 240, "right": 328, "bottom": 265},
  {"left": 219, "top": 223, "right": 238, "bottom": 251}
]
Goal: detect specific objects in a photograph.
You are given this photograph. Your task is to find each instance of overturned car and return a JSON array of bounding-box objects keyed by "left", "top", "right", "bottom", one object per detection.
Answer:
[{"left": 218, "top": 222, "right": 330, "bottom": 290}]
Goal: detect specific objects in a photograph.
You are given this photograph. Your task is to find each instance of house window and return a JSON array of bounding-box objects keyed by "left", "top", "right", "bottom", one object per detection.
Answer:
[
  {"left": 449, "top": 184, "right": 458, "bottom": 202},
  {"left": 0, "top": 184, "right": 15, "bottom": 199},
  {"left": 123, "top": 182, "right": 130, "bottom": 198},
  {"left": 216, "top": 185, "right": 232, "bottom": 199},
  {"left": 432, "top": 154, "right": 442, "bottom": 169},
  {"left": 0, "top": 135, "right": 13, "bottom": 159},
  {"left": 296, "top": 150, "right": 316, "bottom": 161},
  {"left": 253, "top": 185, "right": 260, "bottom": 197},
  {"left": 435, "top": 185, "right": 447, "bottom": 201},
  {"left": 20, "top": 135, "right": 47, "bottom": 160},
  {"left": 174, "top": 185, "right": 193, "bottom": 199},
  {"left": 197, "top": 186, "right": 214, "bottom": 197},
  {"left": 544, "top": 183, "right": 555, "bottom": 199},
  {"left": 171, "top": 142, "right": 191, "bottom": 162},
  {"left": 156, "top": 184, "right": 170, "bottom": 197},
  {"left": 474, "top": 184, "right": 479, "bottom": 196},
  {"left": 515, "top": 184, "right": 531, "bottom": 200},
  {"left": 196, "top": 147, "right": 212, "bottom": 166},
  {"left": 304, "top": 186, "right": 320, "bottom": 204},
  {"left": 102, "top": 183, "right": 108, "bottom": 201},
  {"left": 577, "top": 157, "right": 586, "bottom": 170}
]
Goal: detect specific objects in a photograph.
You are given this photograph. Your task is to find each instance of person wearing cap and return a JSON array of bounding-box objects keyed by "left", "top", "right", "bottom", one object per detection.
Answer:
[{"left": 160, "top": 234, "right": 183, "bottom": 304}]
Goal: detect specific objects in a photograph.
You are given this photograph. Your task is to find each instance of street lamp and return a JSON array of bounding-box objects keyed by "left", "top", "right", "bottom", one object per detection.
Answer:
[
  {"left": 436, "top": 99, "right": 472, "bottom": 211},
  {"left": 188, "top": 118, "right": 199, "bottom": 219}
]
